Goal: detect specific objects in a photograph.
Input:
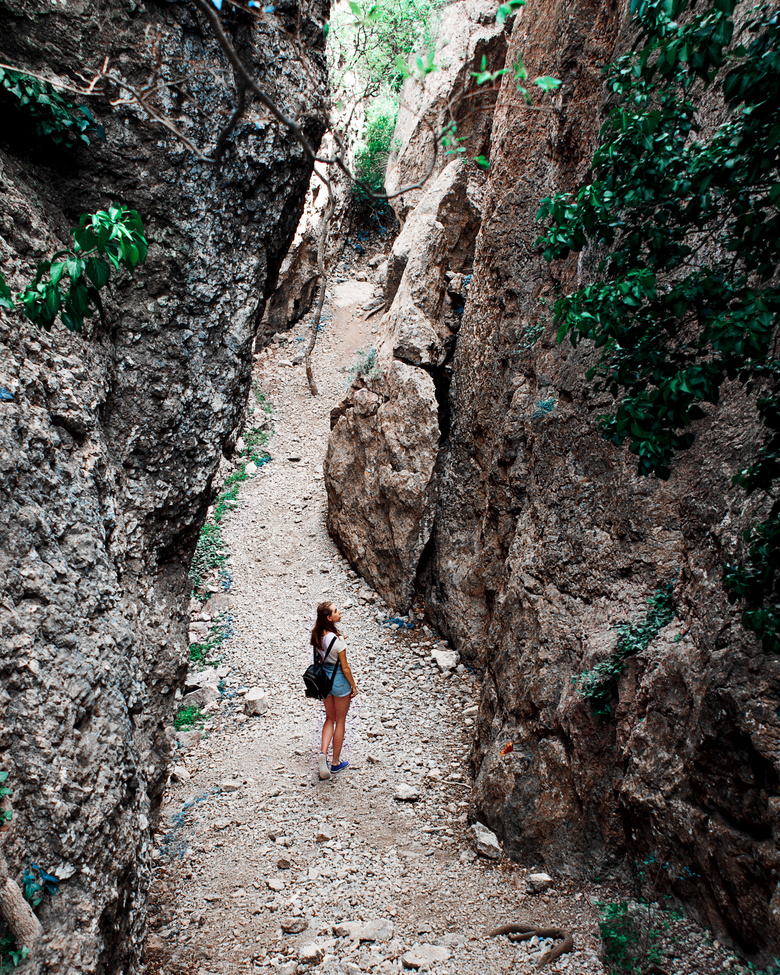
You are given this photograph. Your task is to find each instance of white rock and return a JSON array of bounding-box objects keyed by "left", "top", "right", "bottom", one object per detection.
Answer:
[
  {"left": 245, "top": 461, "right": 258, "bottom": 475},
  {"left": 526, "top": 872, "right": 554, "bottom": 894},
  {"left": 219, "top": 779, "right": 243, "bottom": 793},
  {"left": 244, "top": 687, "right": 269, "bottom": 716},
  {"left": 431, "top": 649, "right": 458, "bottom": 673},
  {"left": 170, "top": 764, "right": 190, "bottom": 784},
  {"left": 298, "top": 943, "right": 323, "bottom": 964},
  {"left": 359, "top": 918, "right": 394, "bottom": 942},
  {"left": 469, "top": 822, "right": 502, "bottom": 859},
  {"left": 401, "top": 944, "right": 450, "bottom": 970},
  {"left": 394, "top": 783, "right": 421, "bottom": 802}
]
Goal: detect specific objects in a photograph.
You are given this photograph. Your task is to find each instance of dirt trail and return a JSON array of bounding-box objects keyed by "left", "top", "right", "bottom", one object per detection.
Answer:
[{"left": 144, "top": 259, "right": 607, "bottom": 975}]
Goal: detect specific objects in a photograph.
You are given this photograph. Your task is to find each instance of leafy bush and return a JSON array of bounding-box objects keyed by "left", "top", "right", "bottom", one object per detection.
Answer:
[
  {"left": 329, "top": 0, "right": 443, "bottom": 95},
  {"left": 0, "top": 67, "right": 104, "bottom": 146},
  {"left": 0, "top": 936, "right": 29, "bottom": 970},
  {"left": 537, "top": 0, "right": 780, "bottom": 652},
  {"left": 353, "top": 96, "right": 398, "bottom": 198},
  {"left": 574, "top": 584, "right": 674, "bottom": 716},
  {"left": 349, "top": 347, "right": 382, "bottom": 384},
  {"left": 0, "top": 206, "right": 148, "bottom": 333},
  {"left": 174, "top": 705, "right": 206, "bottom": 730}
]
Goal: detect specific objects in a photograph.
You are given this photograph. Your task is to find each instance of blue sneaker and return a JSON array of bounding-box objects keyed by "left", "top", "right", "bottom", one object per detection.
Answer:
[{"left": 330, "top": 760, "right": 349, "bottom": 773}]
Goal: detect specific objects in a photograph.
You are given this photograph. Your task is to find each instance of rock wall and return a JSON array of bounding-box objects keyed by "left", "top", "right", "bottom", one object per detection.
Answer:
[
  {"left": 385, "top": 0, "right": 506, "bottom": 220},
  {"left": 0, "top": 2, "right": 326, "bottom": 971},
  {"left": 325, "top": 0, "right": 780, "bottom": 957}
]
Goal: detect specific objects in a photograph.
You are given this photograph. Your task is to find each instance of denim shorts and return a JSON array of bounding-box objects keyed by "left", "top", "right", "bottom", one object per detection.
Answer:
[{"left": 323, "top": 662, "right": 352, "bottom": 698}]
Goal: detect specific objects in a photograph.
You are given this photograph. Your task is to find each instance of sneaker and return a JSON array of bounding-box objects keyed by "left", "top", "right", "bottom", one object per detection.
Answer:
[
  {"left": 318, "top": 753, "right": 331, "bottom": 780},
  {"left": 330, "top": 760, "right": 349, "bottom": 773}
]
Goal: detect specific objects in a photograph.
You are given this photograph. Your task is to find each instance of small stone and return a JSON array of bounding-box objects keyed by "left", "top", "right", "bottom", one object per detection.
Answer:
[
  {"left": 244, "top": 687, "right": 269, "bottom": 716},
  {"left": 315, "top": 827, "right": 334, "bottom": 843},
  {"left": 170, "top": 763, "right": 190, "bottom": 784},
  {"left": 299, "top": 942, "right": 323, "bottom": 964},
  {"left": 469, "top": 822, "right": 502, "bottom": 859},
  {"left": 282, "top": 917, "right": 309, "bottom": 934},
  {"left": 333, "top": 921, "right": 362, "bottom": 939},
  {"left": 245, "top": 461, "right": 258, "bottom": 475},
  {"left": 219, "top": 779, "right": 242, "bottom": 793},
  {"left": 202, "top": 592, "right": 230, "bottom": 617},
  {"left": 278, "top": 963, "right": 298, "bottom": 975},
  {"left": 360, "top": 918, "right": 394, "bottom": 942},
  {"left": 402, "top": 944, "right": 450, "bottom": 970},
  {"left": 277, "top": 856, "right": 292, "bottom": 870},
  {"left": 526, "top": 872, "right": 554, "bottom": 894},
  {"left": 431, "top": 649, "right": 459, "bottom": 673},
  {"left": 267, "top": 878, "right": 285, "bottom": 891},
  {"left": 394, "top": 783, "right": 421, "bottom": 802}
]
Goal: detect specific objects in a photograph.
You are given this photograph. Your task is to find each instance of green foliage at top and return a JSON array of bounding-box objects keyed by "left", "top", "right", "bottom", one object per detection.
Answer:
[
  {"left": 1, "top": 206, "right": 148, "bottom": 333},
  {"left": 329, "top": 0, "right": 443, "bottom": 201},
  {"left": 353, "top": 96, "right": 398, "bottom": 197},
  {"left": 574, "top": 585, "right": 675, "bottom": 717},
  {"left": 0, "top": 67, "right": 104, "bottom": 146},
  {"left": 330, "top": 0, "right": 443, "bottom": 95},
  {"left": 537, "top": 0, "right": 780, "bottom": 652}
]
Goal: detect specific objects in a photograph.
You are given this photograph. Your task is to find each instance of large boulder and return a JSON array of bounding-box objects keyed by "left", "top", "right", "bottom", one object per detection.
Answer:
[{"left": 325, "top": 161, "right": 486, "bottom": 610}]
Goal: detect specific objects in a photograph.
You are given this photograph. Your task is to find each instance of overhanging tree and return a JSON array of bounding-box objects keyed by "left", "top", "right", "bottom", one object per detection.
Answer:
[{"left": 537, "top": 0, "right": 780, "bottom": 652}]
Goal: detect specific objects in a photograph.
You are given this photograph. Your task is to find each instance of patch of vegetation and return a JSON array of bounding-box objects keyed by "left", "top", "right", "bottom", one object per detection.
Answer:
[
  {"left": 22, "top": 865, "right": 59, "bottom": 908},
  {"left": 349, "top": 347, "right": 382, "bottom": 384},
  {"left": 0, "top": 206, "right": 148, "bottom": 333},
  {"left": 520, "top": 320, "right": 545, "bottom": 349},
  {"left": 353, "top": 95, "right": 399, "bottom": 199},
  {"left": 0, "top": 937, "right": 29, "bottom": 971},
  {"left": 0, "top": 771, "right": 11, "bottom": 824},
  {"left": 189, "top": 521, "right": 227, "bottom": 595},
  {"left": 537, "top": 0, "right": 780, "bottom": 653},
  {"left": 0, "top": 67, "right": 104, "bottom": 146},
  {"left": 242, "top": 425, "right": 270, "bottom": 464},
  {"left": 189, "top": 388, "right": 273, "bottom": 599},
  {"left": 574, "top": 583, "right": 675, "bottom": 717},
  {"left": 189, "top": 616, "right": 230, "bottom": 666},
  {"left": 174, "top": 705, "right": 206, "bottom": 731},
  {"left": 531, "top": 397, "right": 556, "bottom": 419}
]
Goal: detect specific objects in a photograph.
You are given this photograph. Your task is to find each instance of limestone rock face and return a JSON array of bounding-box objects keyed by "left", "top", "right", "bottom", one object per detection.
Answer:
[
  {"left": 325, "top": 162, "right": 483, "bottom": 610},
  {"left": 386, "top": 0, "right": 507, "bottom": 221},
  {"left": 326, "top": 0, "right": 780, "bottom": 957},
  {"left": 0, "top": 1, "right": 326, "bottom": 971}
]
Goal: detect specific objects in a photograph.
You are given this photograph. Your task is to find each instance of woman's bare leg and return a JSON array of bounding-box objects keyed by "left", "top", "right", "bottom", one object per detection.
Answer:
[
  {"left": 330, "top": 695, "right": 352, "bottom": 765},
  {"left": 321, "top": 696, "right": 337, "bottom": 757}
]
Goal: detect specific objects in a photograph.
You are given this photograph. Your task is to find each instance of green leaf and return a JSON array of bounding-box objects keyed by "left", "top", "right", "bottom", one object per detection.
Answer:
[
  {"left": 85, "top": 256, "right": 111, "bottom": 288},
  {"left": 0, "top": 270, "right": 15, "bottom": 310},
  {"left": 534, "top": 76, "right": 562, "bottom": 92}
]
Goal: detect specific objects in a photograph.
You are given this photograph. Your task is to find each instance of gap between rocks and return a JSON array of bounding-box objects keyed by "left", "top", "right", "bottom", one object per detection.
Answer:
[{"left": 143, "top": 250, "right": 609, "bottom": 975}]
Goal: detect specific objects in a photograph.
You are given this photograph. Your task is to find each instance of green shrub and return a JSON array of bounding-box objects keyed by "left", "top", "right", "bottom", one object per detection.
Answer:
[
  {"left": 574, "top": 584, "right": 674, "bottom": 716},
  {"left": 537, "top": 0, "right": 780, "bottom": 653},
  {"left": 174, "top": 705, "right": 206, "bottom": 730},
  {"left": 0, "top": 205, "right": 148, "bottom": 333},
  {"left": 0, "top": 67, "right": 104, "bottom": 146},
  {"left": 349, "top": 347, "right": 382, "bottom": 384},
  {"left": 353, "top": 96, "right": 398, "bottom": 198}
]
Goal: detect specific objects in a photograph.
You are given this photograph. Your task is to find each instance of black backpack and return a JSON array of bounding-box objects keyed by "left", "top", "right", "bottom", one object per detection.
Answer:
[{"left": 303, "top": 634, "right": 340, "bottom": 699}]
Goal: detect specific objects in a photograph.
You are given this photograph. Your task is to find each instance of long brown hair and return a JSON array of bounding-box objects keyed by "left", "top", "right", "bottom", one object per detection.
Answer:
[{"left": 311, "top": 601, "right": 340, "bottom": 649}]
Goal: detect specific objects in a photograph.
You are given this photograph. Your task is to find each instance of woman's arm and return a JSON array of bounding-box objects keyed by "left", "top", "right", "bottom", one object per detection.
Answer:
[{"left": 337, "top": 649, "right": 358, "bottom": 697}]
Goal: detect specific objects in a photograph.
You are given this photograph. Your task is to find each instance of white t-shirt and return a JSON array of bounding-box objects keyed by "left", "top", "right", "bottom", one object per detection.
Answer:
[{"left": 320, "top": 633, "right": 345, "bottom": 665}]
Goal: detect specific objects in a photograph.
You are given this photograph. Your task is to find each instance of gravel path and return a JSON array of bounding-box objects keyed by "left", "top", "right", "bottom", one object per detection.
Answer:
[{"left": 143, "top": 263, "right": 611, "bottom": 975}]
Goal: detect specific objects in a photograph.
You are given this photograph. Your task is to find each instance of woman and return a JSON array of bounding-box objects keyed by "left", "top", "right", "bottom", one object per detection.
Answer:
[{"left": 311, "top": 601, "right": 358, "bottom": 780}]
